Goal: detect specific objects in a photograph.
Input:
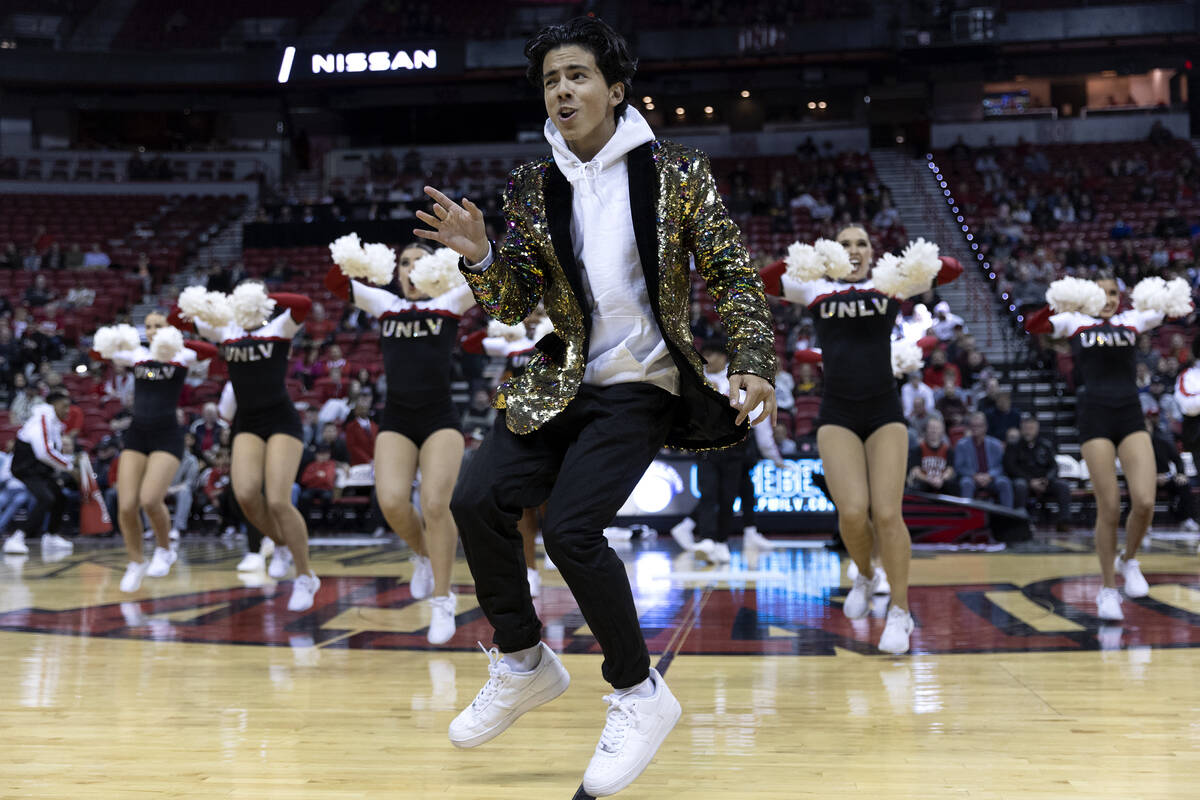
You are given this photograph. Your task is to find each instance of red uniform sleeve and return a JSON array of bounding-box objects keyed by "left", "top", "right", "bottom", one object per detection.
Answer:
[
  {"left": 936, "top": 256, "right": 963, "bottom": 287},
  {"left": 1024, "top": 305, "right": 1053, "bottom": 335},
  {"left": 460, "top": 329, "right": 487, "bottom": 354},
  {"left": 167, "top": 306, "right": 197, "bottom": 334},
  {"left": 793, "top": 348, "right": 823, "bottom": 365},
  {"left": 270, "top": 293, "right": 313, "bottom": 324},
  {"left": 185, "top": 340, "right": 219, "bottom": 361},
  {"left": 760, "top": 259, "right": 786, "bottom": 297},
  {"left": 324, "top": 266, "right": 351, "bottom": 301}
]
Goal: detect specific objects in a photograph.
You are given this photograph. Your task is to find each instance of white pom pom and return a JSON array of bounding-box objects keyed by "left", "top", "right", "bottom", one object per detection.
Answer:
[
  {"left": 532, "top": 317, "right": 554, "bottom": 341},
  {"left": 178, "top": 286, "right": 211, "bottom": 320},
  {"left": 150, "top": 325, "right": 184, "bottom": 363},
  {"left": 409, "top": 247, "right": 466, "bottom": 298},
  {"left": 869, "top": 252, "right": 904, "bottom": 297},
  {"left": 93, "top": 324, "right": 141, "bottom": 359},
  {"left": 487, "top": 320, "right": 526, "bottom": 341},
  {"left": 361, "top": 243, "right": 397, "bottom": 286},
  {"left": 230, "top": 282, "right": 277, "bottom": 331},
  {"left": 329, "top": 233, "right": 370, "bottom": 276},
  {"left": 1176, "top": 365, "right": 1200, "bottom": 416},
  {"left": 814, "top": 238, "right": 853, "bottom": 280},
  {"left": 891, "top": 338, "right": 924, "bottom": 379},
  {"left": 1046, "top": 277, "right": 1106, "bottom": 316},
  {"left": 901, "top": 238, "right": 941, "bottom": 282},
  {"left": 1132, "top": 276, "right": 1194, "bottom": 318},
  {"left": 178, "top": 286, "right": 233, "bottom": 328},
  {"left": 783, "top": 242, "right": 823, "bottom": 283}
]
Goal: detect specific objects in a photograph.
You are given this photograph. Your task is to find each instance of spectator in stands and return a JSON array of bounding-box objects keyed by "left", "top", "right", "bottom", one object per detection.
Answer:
[
  {"left": 311, "top": 421, "right": 350, "bottom": 465},
  {"left": 1146, "top": 375, "right": 1182, "bottom": 432},
  {"left": 9, "top": 375, "right": 40, "bottom": 426},
  {"left": 189, "top": 403, "right": 229, "bottom": 463},
  {"left": 907, "top": 395, "right": 942, "bottom": 439},
  {"left": 922, "top": 348, "right": 960, "bottom": 389},
  {"left": 1147, "top": 415, "right": 1200, "bottom": 530},
  {"left": 900, "top": 370, "right": 935, "bottom": 418},
  {"left": 793, "top": 361, "right": 820, "bottom": 396},
  {"left": 320, "top": 344, "right": 348, "bottom": 375},
  {"left": 930, "top": 301, "right": 964, "bottom": 341},
  {"left": 42, "top": 242, "right": 63, "bottom": 271},
  {"left": 908, "top": 418, "right": 956, "bottom": 494},
  {"left": 305, "top": 302, "right": 335, "bottom": 343},
  {"left": 299, "top": 405, "right": 321, "bottom": 449},
  {"left": 0, "top": 442, "right": 33, "bottom": 543},
  {"left": 21, "top": 247, "right": 39, "bottom": 272},
  {"left": 24, "top": 275, "right": 55, "bottom": 308},
  {"left": 82, "top": 243, "right": 110, "bottom": 269},
  {"left": 103, "top": 364, "right": 135, "bottom": 408},
  {"left": 290, "top": 343, "right": 325, "bottom": 390},
  {"left": 1004, "top": 414, "right": 1072, "bottom": 529},
  {"left": 1110, "top": 218, "right": 1133, "bottom": 240},
  {"left": 774, "top": 356, "right": 794, "bottom": 414},
  {"left": 1011, "top": 265, "right": 1048, "bottom": 311},
  {"left": 984, "top": 391, "right": 1022, "bottom": 441},
  {"left": 0, "top": 326, "right": 14, "bottom": 395},
  {"left": 344, "top": 393, "right": 377, "bottom": 467},
  {"left": 0, "top": 242, "right": 17, "bottom": 270},
  {"left": 298, "top": 444, "right": 337, "bottom": 524},
  {"left": 935, "top": 374, "right": 968, "bottom": 429},
  {"left": 314, "top": 365, "right": 351, "bottom": 404},
  {"left": 955, "top": 411, "right": 1014, "bottom": 507},
  {"left": 64, "top": 243, "right": 84, "bottom": 270},
  {"left": 773, "top": 423, "right": 797, "bottom": 457},
  {"left": 166, "top": 432, "right": 201, "bottom": 539}
]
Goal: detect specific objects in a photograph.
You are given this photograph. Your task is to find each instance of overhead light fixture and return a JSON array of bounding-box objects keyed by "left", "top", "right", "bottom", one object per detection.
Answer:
[
  {"left": 807, "top": 101, "right": 816, "bottom": 109},
  {"left": 818, "top": 101, "right": 827, "bottom": 109},
  {"left": 642, "top": 95, "right": 653, "bottom": 104},
  {"left": 675, "top": 107, "right": 685, "bottom": 116},
  {"left": 740, "top": 90, "right": 750, "bottom": 98},
  {"left": 704, "top": 105, "right": 714, "bottom": 114},
  {"left": 645, "top": 102, "right": 655, "bottom": 110}
]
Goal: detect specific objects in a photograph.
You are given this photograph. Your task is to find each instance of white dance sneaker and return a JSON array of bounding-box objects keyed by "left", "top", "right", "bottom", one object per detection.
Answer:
[
  {"left": 582, "top": 669, "right": 681, "bottom": 797},
  {"left": 875, "top": 565, "right": 891, "bottom": 595},
  {"left": 120, "top": 561, "right": 150, "bottom": 593},
  {"left": 236, "top": 552, "right": 265, "bottom": 572},
  {"left": 409, "top": 554, "right": 434, "bottom": 600},
  {"left": 1115, "top": 555, "right": 1149, "bottom": 598},
  {"left": 427, "top": 593, "right": 457, "bottom": 645},
  {"left": 527, "top": 567, "right": 541, "bottom": 598},
  {"left": 287, "top": 572, "right": 320, "bottom": 612},
  {"left": 145, "top": 547, "right": 177, "bottom": 578},
  {"left": 449, "top": 642, "right": 570, "bottom": 748},
  {"left": 1096, "top": 587, "right": 1124, "bottom": 621},
  {"left": 693, "top": 539, "right": 731, "bottom": 564},
  {"left": 3, "top": 531, "right": 27, "bottom": 555},
  {"left": 41, "top": 534, "right": 73, "bottom": 552},
  {"left": 268, "top": 545, "right": 293, "bottom": 579},
  {"left": 843, "top": 568, "right": 881, "bottom": 619},
  {"left": 1184, "top": 518, "right": 1200, "bottom": 532},
  {"left": 878, "top": 605, "right": 915, "bottom": 655},
  {"left": 669, "top": 517, "right": 697, "bottom": 551},
  {"left": 168, "top": 528, "right": 181, "bottom": 542},
  {"left": 743, "top": 526, "right": 775, "bottom": 550}
]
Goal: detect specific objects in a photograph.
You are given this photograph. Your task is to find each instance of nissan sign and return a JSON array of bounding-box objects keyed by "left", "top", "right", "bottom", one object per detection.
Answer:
[{"left": 277, "top": 45, "right": 444, "bottom": 84}]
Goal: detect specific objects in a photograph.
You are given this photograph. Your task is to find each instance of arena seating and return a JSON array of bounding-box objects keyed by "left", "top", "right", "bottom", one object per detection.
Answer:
[{"left": 113, "top": 0, "right": 329, "bottom": 50}]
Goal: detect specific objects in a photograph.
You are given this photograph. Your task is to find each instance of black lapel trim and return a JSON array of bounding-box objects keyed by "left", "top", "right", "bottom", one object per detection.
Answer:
[
  {"left": 543, "top": 163, "right": 592, "bottom": 340},
  {"left": 627, "top": 142, "right": 661, "bottom": 307}
]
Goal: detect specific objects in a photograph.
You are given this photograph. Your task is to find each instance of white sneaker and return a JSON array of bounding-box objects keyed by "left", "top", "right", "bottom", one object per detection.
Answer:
[
  {"left": 582, "top": 669, "right": 682, "bottom": 797},
  {"left": 168, "top": 528, "right": 181, "bottom": 542},
  {"left": 843, "top": 568, "right": 881, "bottom": 619},
  {"left": 236, "top": 552, "right": 265, "bottom": 572},
  {"left": 449, "top": 642, "right": 570, "bottom": 748},
  {"left": 259, "top": 537, "right": 275, "bottom": 559},
  {"left": 1097, "top": 587, "right": 1124, "bottom": 621},
  {"left": 145, "top": 547, "right": 177, "bottom": 578},
  {"left": 3, "top": 531, "right": 27, "bottom": 555},
  {"left": 743, "top": 526, "right": 775, "bottom": 550},
  {"left": 428, "top": 593, "right": 457, "bottom": 645},
  {"left": 875, "top": 565, "right": 891, "bottom": 595},
  {"left": 669, "top": 517, "right": 697, "bottom": 551},
  {"left": 1115, "top": 555, "right": 1149, "bottom": 598},
  {"left": 708, "top": 542, "right": 732, "bottom": 564},
  {"left": 41, "top": 534, "right": 73, "bottom": 552},
  {"left": 409, "top": 554, "right": 434, "bottom": 600},
  {"left": 527, "top": 567, "right": 541, "bottom": 598},
  {"left": 268, "top": 545, "right": 293, "bottom": 579},
  {"left": 878, "top": 605, "right": 914, "bottom": 655},
  {"left": 287, "top": 572, "right": 320, "bottom": 612},
  {"left": 1184, "top": 518, "right": 1200, "bottom": 532},
  {"left": 120, "top": 561, "right": 149, "bottom": 593},
  {"left": 847, "top": 559, "right": 859, "bottom": 581},
  {"left": 693, "top": 538, "right": 715, "bottom": 560}
]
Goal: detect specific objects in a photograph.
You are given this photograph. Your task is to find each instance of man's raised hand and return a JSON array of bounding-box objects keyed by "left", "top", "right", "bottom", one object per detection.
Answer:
[{"left": 413, "top": 186, "right": 490, "bottom": 264}]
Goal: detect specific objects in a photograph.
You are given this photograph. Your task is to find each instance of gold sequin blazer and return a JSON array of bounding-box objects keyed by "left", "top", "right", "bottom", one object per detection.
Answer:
[{"left": 461, "top": 139, "right": 776, "bottom": 451}]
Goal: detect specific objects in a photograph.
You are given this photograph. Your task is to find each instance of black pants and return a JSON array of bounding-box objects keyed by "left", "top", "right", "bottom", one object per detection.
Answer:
[
  {"left": 11, "top": 442, "right": 66, "bottom": 537},
  {"left": 218, "top": 488, "right": 266, "bottom": 552},
  {"left": 1162, "top": 478, "right": 1197, "bottom": 522},
  {"left": 299, "top": 488, "right": 333, "bottom": 520},
  {"left": 1013, "top": 476, "right": 1072, "bottom": 522},
  {"left": 451, "top": 384, "right": 677, "bottom": 690},
  {"left": 696, "top": 448, "right": 745, "bottom": 544},
  {"left": 736, "top": 441, "right": 759, "bottom": 531}
]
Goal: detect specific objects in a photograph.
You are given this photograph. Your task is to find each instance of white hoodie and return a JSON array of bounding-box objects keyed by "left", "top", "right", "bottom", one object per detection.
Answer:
[
  {"left": 17, "top": 403, "right": 71, "bottom": 471},
  {"left": 544, "top": 107, "right": 679, "bottom": 394}
]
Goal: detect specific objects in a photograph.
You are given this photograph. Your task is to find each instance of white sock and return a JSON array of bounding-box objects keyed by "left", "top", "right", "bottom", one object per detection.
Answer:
[
  {"left": 502, "top": 644, "right": 542, "bottom": 673},
  {"left": 617, "top": 675, "right": 655, "bottom": 699}
]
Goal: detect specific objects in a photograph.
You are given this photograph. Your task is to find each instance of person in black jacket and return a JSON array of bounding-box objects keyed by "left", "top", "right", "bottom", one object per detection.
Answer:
[
  {"left": 1146, "top": 415, "right": 1199, "bottom": 530},
  {"left": 1004, "top": 414, "right": 1072, "bottom": 529}
]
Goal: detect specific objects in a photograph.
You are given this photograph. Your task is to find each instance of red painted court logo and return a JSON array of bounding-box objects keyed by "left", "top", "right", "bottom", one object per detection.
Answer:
[{"left": 2, "top": 573, "right": 1199, "bottom": 655}]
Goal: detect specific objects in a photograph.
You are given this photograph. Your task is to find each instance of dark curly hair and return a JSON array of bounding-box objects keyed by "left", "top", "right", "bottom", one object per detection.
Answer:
[{"left": 524, "top": 17, "right": 637, "bottom": 123}]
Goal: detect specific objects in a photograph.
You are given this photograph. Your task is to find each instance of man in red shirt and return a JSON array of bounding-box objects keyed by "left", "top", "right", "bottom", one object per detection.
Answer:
[
  {"left": 343, "top": 393, "right": 377, "bottom": 466},
  {"left": 299, "top": 444, "right": 338, "bottom": 524},
  {"left": 907, "top": 417, "right": 956, "bottom": 494}
]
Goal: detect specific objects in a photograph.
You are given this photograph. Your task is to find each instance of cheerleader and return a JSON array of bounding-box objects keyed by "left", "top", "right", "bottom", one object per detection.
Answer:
[
  {"left": 1175, "top": 340, "right": 1200, "bottom": 551},
  {"left": 169, "top": 282, "right": 320, "bottom": 612},
  {"left": 1027, "top": 274, "right": 1192, "bottom": 619},
  {"left": 91, "top": 313, "right": 218, "bottom": 592},
  {"left": 761, "top": 226, "right": 961, "bottom": 654},
  {"left": 325, "top": 236, "right": 476, "bottom": 643},
  {"left": 461, "top": 311, "right": 555, "bottom": 595}
]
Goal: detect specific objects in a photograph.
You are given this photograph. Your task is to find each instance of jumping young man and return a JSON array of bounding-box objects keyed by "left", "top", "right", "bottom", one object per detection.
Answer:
[{"left": 415, "top": 17, "right": 776, "bottom": 797}]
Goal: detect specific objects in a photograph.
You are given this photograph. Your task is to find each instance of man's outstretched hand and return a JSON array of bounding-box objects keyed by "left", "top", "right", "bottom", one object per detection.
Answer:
[
  {"left": 729, "top": 373, "right": 777, "bottom": 427},
  {"left": 413, "top": 186, "right": 490, "bottom": 264}
]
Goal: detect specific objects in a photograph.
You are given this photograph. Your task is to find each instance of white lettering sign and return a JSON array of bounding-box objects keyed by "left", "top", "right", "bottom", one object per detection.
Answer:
[{"left": 278, "top": 46, "right": 438, "bottom": 83}]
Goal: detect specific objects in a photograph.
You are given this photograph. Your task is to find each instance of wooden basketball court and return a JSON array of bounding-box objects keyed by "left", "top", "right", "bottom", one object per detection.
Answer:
[{"left": 2, "top": 533, "right": 1198, "bottom": 798}]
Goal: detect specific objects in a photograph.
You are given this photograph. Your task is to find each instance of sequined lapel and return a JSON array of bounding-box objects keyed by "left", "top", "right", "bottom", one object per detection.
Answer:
[
  {"left": 543, "top": 163, "right": 592, "bottom": 340},
  {"left": 627, "top": 142, "right": 661, "bottom": 308}
]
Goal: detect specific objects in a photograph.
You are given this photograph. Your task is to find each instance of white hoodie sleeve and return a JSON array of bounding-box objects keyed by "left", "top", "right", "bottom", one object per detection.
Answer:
[
  {"left": 753, "top": 419, "right": 782, "bottom": 463},
  {"left": 18, "top": 404, "right": 71, "bottom": 471}
]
